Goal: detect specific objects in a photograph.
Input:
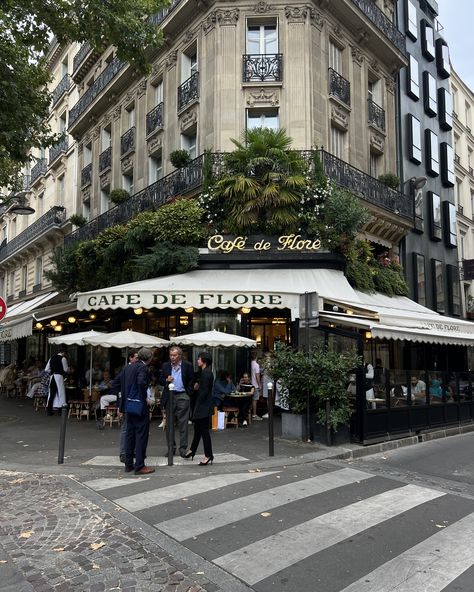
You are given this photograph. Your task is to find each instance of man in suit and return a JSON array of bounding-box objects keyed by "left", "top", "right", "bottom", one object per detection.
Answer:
[{"left": 160, "top": 346, "right": 194, "bottom": 457}]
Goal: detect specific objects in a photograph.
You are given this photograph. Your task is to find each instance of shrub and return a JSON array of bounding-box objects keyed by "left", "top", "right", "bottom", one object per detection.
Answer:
[
  {"left": 109, "top": 188, "right": 130, "bottom": 205},
  {"left": 378, "top": 173, "right": 400, "bottom": 189},
  {"left": 170, "top": 149, "right": 192, "bottom": 169},
  {"left": 69, "top": 214, "right": 87, "bottom": 227}
]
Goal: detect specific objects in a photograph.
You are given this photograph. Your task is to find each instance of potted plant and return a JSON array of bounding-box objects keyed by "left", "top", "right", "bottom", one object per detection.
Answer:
[
  {"left": 378, "top": 173, "right": 400, "bottom": 190},
  {"left": 69, "top": 213, "right": 87, "bottom": 227},
  {"left": 170, "top": 149, "right": 192, "bottom": 169},
  {"left": 109, "top": 188, "right": 130, "bottom": 205}
]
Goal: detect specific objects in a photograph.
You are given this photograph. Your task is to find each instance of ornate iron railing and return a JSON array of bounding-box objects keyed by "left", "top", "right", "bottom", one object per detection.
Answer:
[
  {"left": 349, "top": 0, "right": 406, "bottom": 56},
  {"left": 73, "top": 42, "right": 92, "bottom": 73},
  {"left": 49, "top": 136, "right": 69, "bottom": 165},
  {"left": 99, "top": 147, "right": 112, "bottom": 172},
  {"left": 69, "top": 57, "right": 126, "bottom": 127},
  {"left": 0, "top": 206, "right": 66, "bottom": 263},
  {"left": 51, "top": 74, "right": 71, "bottom": 106},
  {"left": 149, "top": 0, "right": 183, "bottom": 25},
  {"left": 30, "top": 158, "right": 47, "bottom": 184},
  {"left": 177, "top": 72, "right": 199, "bottom": 112},
  {"left": 146, "top": 103, "right": 164, "bottom": 136},
  {"left": 22, "top": 175, "right": 31, "bottom": 191},
  {"left": 121, "top": 127, "right": 136, "bottom": 156},
  {"left": 243, "top": 54, "right": 283, "bottom": 82},
  {"left": 329, "top": 68, "right": 350, "bottom": 106},
  {"left": 368, "top": 98, "right": 386, "bottom": 131},
  {"left": 81, "top": 163, "right": 92, "bottom": 188}
]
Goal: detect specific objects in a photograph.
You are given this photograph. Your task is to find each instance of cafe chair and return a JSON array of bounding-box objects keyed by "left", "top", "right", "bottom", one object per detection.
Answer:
[
  {"left": 104, "top": 405, "right": 120, "bottom": 428},
  {"left": 222, "top": 405, "right": 239, "bottom": 429}
]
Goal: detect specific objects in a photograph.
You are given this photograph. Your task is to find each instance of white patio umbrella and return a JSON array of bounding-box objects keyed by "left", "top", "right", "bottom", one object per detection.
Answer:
[
  {"left": 170, "top": 330, "right": 256, "bottom": 348},
  {"left": 83, "top": 329, "right": 170, "bottom": 349}
]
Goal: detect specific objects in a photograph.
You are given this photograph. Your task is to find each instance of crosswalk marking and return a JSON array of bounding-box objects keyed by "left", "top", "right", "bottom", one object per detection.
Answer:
[
  {"left": 156, "top": 467, "right": 374, "bottom": 541},
  {"left": 339, "top": 511, "right": 474, "bottom": 592},
  {"left": 213, "top": 484, "right": 445, "bottom": 586},
  {"left": 82, "top": 478, "right": 146, "bottom": 491},
  {"left": 82, "top": 452, "right": 249, "bottom": 467},
  {"left": 114, "top": 471, "right": 278, "bottom": 512}
]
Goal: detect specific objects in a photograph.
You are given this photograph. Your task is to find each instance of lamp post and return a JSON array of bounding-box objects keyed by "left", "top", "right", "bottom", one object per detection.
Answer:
[
  {"left": 0, "top": 189, "right": 35, "bottom": 215},
  {"left": 166, "top": 383, "right": 175, "bottom": 467},
  {"left": 267, "top": 381, "right": 274, "bottom": 457}
]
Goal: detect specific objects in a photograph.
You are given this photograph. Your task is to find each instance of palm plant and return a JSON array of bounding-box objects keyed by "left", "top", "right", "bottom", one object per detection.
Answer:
[{"left": 214, "top": 127, "right": 308, "bottom": 233}]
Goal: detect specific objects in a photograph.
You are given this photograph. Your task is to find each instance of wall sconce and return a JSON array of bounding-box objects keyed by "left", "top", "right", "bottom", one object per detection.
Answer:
[
  {"left": 365, "top": 331, "right": 373, "bottom": 340},
  {"left": 346, "top": 309, "right": 354, "bottom": 315},
  {"left": 89, "top": 313, "right": 96, "bottom": 320},
  {"left": 50, "top": 319, "right": 58, "bottom": 327},
  {"left": 179, "top": 316, "right": 189, "bottom": 326},
  {"left": 133, "top": 307, "right": 144, "bottom": 315},
  {"left": 241, "top": 307, "right": 251, "bottom": 314},
  {"left": 54, "top": 324, "right": 62, "bottom": 332},
  {"left": 35, "top": 322, "right": 43, "bottom": 330},
  {"left": 184, "top": 307, "right": 194, "bottom": 313},
  {"left": 68, "top": 316, "right": 76, "bottom": 324}
]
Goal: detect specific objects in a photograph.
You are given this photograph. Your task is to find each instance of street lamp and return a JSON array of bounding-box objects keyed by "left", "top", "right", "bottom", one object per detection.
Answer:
[{"left": 0, "top": 189, "right": 35, "bottom": 216}]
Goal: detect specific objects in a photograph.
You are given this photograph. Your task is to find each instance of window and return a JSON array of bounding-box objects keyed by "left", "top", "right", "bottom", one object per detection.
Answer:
[
  {"left": 247, "top": 22, "right": 278, "bottom": 55},
  {"left": 247, "top": 108, "right": 279, "bottom": 130},
  {"left": 436, "top": 39, "right": 450, "bottom": 79},
  {"left": 423, "top": 72, "right": 437, "bottom": 116},
  {"left": 101, "top": 127, "right": 111, "bottom": 151},
  {"left": 368, "top": 78, "right": 382, "bottom": 105},
  {"left": 149, "top": 155, "right": 163, "bottom": 184},
  {"left": 443, "top": 201, "right": 457, "bottom": 247},
  {"left": 406, "top": 0, "right": 418, "bottom": 40},
  {"left": 425, "top": 129, "right": 439, "bottom": 176},
  {"left": 35, "top": 256, "right": 43, "bottom": 286},
  {"left": 181, "top": 49, "right": 198, "bottom": 82},
  {"left": 330, "top": 126, "right": 345, "bottom": 159},
  {"left": 61, "top": 56, "right": 68, "bottom": 77},
  {"left": 1, "top": 226, "right": 6, "bottom": 244},
  {"left": 122, "top": 173, "right": 134, "bottom": 195},
  {"left": 438, "top": 87, "right": 453, "bottom": 130},
  {"left": 83, "top": 143, "right": 92, "bottom": 167},
  {"left": 181, "top": 132, "right": 197, "bottom": 159},
  {"left": 100, "top": 190, "right": 109, "bottom": 214},
  {"left": 82, "top": 201, "right": 90, "bottom": 220},
  {"left": 440, "top": 142, "right": 455, "bottom": 186},
  {"left": 408, "top": 115, "right": 422, "bottom": 164},
  {"left": 414, "top": 186, "right": 424, "bottom": 233},
  {"left": 154, "top": 80, "right": 163, "bottom": 106},
  {"left": 329, "top": 40, "right": 343, "bottom": 74},
  {"left": 369, "top": 152, "right": 380, "bottom": 178},
  {"left": 413, "top": 253, "right": 426, "bottom": 306},
  {"left": 126, "top": 105, "right": 135, "bottom": 129},
  {"left": 471, "top": 190, "right": 474, "bottom": 218},
  {"left": 9, "top": 271, "right": 15, "bottom": 296},
  {"left": 455, "top": 178, "right": 463, "bottom": 208},
  {"left": 466, "top": 103, "right": 472, "bottom": 131},
  {"left": 21, "top": 264, "right": 27, "bottom": 292},
  {"left": 58, "top": 175, "right": 65, "bottom": 206},
  {"left": 407, "top": 55, "right": 419, "bottom": 100},
  {"left": 446, "top": 265, "right": 461, "bottom": 316},
  {"left": 59, "top": 113, "right": 67, "bottom": 134},
  {"left": 428, "top": 191, "right": 442, "bottom": 240},
  {"left": 421, "top": 20, "right": 435, "bottom": 60},
  {"left": 431, "top": 259, "right": 445, "bottom": 313},
  {"left": 36, "top": 193, "right": 44, "bottom": 217}
]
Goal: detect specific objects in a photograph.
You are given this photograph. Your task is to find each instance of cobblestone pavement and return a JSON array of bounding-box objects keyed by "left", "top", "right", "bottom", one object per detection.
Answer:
[{"left": 0, "top": 470, "right": 226, "bottom": 592}]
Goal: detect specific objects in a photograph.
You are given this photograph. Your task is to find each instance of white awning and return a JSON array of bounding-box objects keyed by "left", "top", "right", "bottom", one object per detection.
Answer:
[
  {"left": 77, "top": 268, "right": 361, "bottom": 319},
  {"left": 3, "top": 291, "right": 59, "bottom": 321},
  {"left": 0, "top": 315, "right": 35, "bottom": 342}
]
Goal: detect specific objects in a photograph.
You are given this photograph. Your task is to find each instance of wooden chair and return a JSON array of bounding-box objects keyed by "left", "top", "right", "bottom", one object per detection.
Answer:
[
  {"left": 104, "top": 405, "right": 120, "bottom": 427},
  {"left": 222, "top": 406, "right": 239, "bottom": 429}
]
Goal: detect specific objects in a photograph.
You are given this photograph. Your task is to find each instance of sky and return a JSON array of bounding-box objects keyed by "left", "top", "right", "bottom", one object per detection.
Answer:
[{"left": 436, "top": 0, "right": 474, "bottom": 90}]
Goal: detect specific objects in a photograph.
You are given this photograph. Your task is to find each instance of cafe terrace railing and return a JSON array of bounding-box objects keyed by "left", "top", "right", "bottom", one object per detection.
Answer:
[{"left": 0, "top": 206, "right": 67, "bottom": 263}]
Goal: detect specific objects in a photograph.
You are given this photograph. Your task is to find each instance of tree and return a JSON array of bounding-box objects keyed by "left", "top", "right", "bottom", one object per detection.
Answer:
[{"left": 0, "top": 0, "right": 166, "bottom": 189}]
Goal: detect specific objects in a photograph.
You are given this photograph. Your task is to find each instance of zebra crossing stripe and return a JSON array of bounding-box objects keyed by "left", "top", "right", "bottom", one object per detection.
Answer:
[
  {"left": 157, "top": 467, "right": 374, "bottom": 541},
  {"left": 339, "top": 511, "right": 474, "bottom": 592},
  {"left": 83, "top": 478, "right": 143, "bottom": 491},
  {"left": 213, "top": 484, "right": 445, "bottom": 586},
  {"left": 114, "top": 471, "right": 278, "bottom": 512}
]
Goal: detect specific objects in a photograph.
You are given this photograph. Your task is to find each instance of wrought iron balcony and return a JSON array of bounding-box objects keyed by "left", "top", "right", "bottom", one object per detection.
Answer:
[
  {"left": 243, "top": 54, "right": 283, "bottom": 83},
  {"left": 73, "top": 42, "right": 92, "bottom": 73},
  {"left": 177, "top": 72, "right": 199, "bottom": 112},
  {"left": 21, "top": 175, "right": 31, "bottom": 191},
  {"left": 329, "top": 68, "right": 350, "bottom": 106},
  {"left": 99, "top": 147, "right": 112, "bottom": 173},
  {"left": 349, "top": 0, "right": 406, "bottom": 56},
  {"left": 146, "top": 102, "right": 164, "bottom": 136},
  {"left": 149, "top": 0, "right": 183, "bottom": 25},
  {"left": 81, "top": 163, "right": 92, "bottom": 188},
  {"left": 30, "top": 158, "right": 47, "bottom": 184},
  {"left": 69, "top": 57, "right": 126, "bottom": 127},
  {"left": 368, "top": 98, "right": 386, "bottom": 131},
  {"left": 121, "top": 127, "right": 136, "bottom": 156},
  {"left": 0, "top": 206, "right": 66, "bottom": 263},
  {"left": 51, "top": 74, "right": 71, "bottom": 107},
  {"left": 49, "top": 136, "right": 69, "bottom": 166}
]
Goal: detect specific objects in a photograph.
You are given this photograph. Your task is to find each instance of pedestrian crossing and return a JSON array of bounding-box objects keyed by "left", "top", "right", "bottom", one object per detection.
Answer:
[{"left": 82, "top": 465, "right": 474, "bottom": 591}]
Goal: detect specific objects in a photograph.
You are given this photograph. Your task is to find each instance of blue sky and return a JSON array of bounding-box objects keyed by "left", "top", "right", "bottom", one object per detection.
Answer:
[{"left": 436, "top": 0, "right": 474, "bottom": 90}]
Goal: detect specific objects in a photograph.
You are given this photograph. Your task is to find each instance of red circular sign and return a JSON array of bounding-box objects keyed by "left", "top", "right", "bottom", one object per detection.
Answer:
[{"left": 0, "top": 297, "right": 7, "bottom": 322}]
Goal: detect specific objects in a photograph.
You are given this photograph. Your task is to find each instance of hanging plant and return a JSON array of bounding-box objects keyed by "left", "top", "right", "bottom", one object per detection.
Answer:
[
  {"left": 109, "top": 188, "right": 130, "bottom": 205},
  {"left": 69, "top": 214, "right": 87, "bottom": 227},
  {"left": 170, "top": 149, "right": 192, "bottom": 169}
]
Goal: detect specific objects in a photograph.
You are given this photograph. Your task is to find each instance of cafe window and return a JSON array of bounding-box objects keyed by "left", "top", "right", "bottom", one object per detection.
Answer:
[
  {"left": 407, "top": 55, "right": 419, "bottom": 101},
  {"left": 414, "top": 185, "right": 424, "bottom": 233},
  {"left": 436, "top": 39, "right": 450, "bottom": 79},
  {"left": 440, "top": 142, "right": 455, "bottom": 186},
  {"left": 406, "top": 0, "right": 418, "bottom": 40},
  {"left": 423, "top": 71, "right": 437, "bottom": 117},
  {"left": 431, "top": 259, "right": 445, "bottom": 313},
  {"left": 443, "top": 201, "right": 457, "bottom": 248},
  {"left": 413, "top": 253, "right": 426, "bottom": 306},
  {"left": 421, "top": 20, "right": 435, "bottom": 60},
  {"left": 425, "top": 129, "right": 439, "bottom": 176},
  {"left": 438, "top": 87, "right": 453, "bottom": 131},
  {"left": 447, "top": 265, "right": 461, "bottom": 316},
  {"left": 428, "top": 191, "right": 442, "bottom": 241},
  {"left": 408, "top": 114, "right": 422, "bottom": 164}
]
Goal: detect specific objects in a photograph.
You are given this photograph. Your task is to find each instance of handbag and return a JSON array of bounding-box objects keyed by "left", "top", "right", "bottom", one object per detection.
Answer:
[{"left": 125, "top": 383, "right": 146, "bottom": 416}]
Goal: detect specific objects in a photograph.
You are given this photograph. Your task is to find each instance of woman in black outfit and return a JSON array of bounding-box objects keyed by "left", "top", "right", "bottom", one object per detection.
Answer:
[{"left": 185, "top": 352, "right": 214, "bottom": 465}]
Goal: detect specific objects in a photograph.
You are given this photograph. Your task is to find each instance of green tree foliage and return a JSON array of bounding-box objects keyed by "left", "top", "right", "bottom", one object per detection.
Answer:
[{"left": 0, "top": 0, "right": 166, "bottom": 188}]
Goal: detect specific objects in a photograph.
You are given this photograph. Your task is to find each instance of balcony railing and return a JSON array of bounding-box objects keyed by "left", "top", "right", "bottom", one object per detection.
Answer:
[
  {"left": 177, "top": 71, "right": 199, "bottom": 112},
  {"left": 51, "top": 74, "right": 71, "bottom": 107},
  {"left": 22, "top": 175, "right": 31, "bottom": 191},
  {"left": 454, "top": 153, "right": 461, "bottom": 164},
  {"left": 99, "top": 146, "right": 112, "bottom": 173},
  {"left": 49, "top": 136, "right": 69, "bottom": 166},
  {"left": 30, "top": 158, "right": 47, "bottom": 184},
  {"left": 81, "top": 163, "right": 92, "bottom": 188},
  {"left": 350, "top": 0, "right": 406, "bottom": 56},
  {"left": 243, "top": 54, "right": 283, "bottom": 82},
  {"left": 368, "top": 98, "right": 386, "bottom": 131},
  {"left": 146, "top": 103, "right": 164, "bottom": 136},
  {"left": 69, "top": 57, "right": 126, "bottom": 127},
  {"left": 121, "top": 127, "right": 136, "bottom": 156},
  {"left": 329, "top": 68, "right": 350, "bottom": 106},
  {"left": 0, "top": 206, "right": 66, "bottom": 263},
  {"left": 73, "top": 42, "right": 92, "bottom": 73}
]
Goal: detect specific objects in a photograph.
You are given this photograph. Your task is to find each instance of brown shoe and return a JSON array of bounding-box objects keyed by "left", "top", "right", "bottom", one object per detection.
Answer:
[
  {"left": 124, "top": 466, "right": 134, "bottom": 473},
  {"left": 134, "top": 466, "right": 155, "bottom": 475}
]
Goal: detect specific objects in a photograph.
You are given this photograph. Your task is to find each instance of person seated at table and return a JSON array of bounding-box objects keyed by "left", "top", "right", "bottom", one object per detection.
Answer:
[
  {"left": 410, "top": 375, "right": 426, "bottom": 404},
  {"left": 233, "top": 372, "right": 254, "bottom": 426},
  {"left": 85, "top": 362, "right": 103, "bottom": 386},
  {"left": 213, "top": 370, "right": 236, "bottom": 408},
  {"left": 96, "top": 370, "right": 117, "bottom": 429},
  {"left": 429, "top": 374, "right": 444, "bottom": 402}
]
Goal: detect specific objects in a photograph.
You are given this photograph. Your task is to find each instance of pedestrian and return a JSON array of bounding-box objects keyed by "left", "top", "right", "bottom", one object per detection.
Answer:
[
  {"left": 159, "top": 346, "right": 194, "bottom": 458},
  {"left": 117, "top": 347, "right": 155, "bottom": 475},
  {"left": 184, "top": 352, "right": 214, "bottom": 465},
  {"left": 112, "top": 350, "right": 139, "bottom": 462},
  {"left": 45, "top": 350, "right": 69, "bottom": 415},
  {"left": 250, "top": 350, "right": 262, "bottom": 420}
]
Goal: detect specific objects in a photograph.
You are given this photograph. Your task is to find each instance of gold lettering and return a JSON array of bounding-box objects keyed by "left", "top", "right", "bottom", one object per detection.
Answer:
[
  {"left": 278, "top": 234, "right": 320, "bottom": 251},
  {"left": 253, "top": 239, "right": 271, "bottom": 251},
  {"left": 207, "top": 234, "right": 247, "bottom": 253}
]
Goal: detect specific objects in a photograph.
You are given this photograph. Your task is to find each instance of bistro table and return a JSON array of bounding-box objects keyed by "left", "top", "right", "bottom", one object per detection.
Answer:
[{"left": 226, "top": 391, "right": 253, "bottom": 424}]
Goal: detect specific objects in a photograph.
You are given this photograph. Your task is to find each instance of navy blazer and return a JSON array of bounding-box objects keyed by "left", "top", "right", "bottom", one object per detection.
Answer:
[
  {"left": 113, "top": 362, "right": 149, "bottom": 413},
  {"left": 160, "top": 359, "right": 195, "bottom": 407}
]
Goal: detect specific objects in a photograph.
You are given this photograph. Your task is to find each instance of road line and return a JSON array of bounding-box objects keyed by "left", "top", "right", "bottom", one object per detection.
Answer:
[
  {"left": 82, "top": 478, "right": 146, "bottom": 491},
  {"left": 157, "top": 468, "right": 374, "bottom": 541},
  {"left": 82, "top": 452, "right": 249, "bottom": 467},
  {"left": 213, "top": 484, "right": 445, "bottom": 585}
]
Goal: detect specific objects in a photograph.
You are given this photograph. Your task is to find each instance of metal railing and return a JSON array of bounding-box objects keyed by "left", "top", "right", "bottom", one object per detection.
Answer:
[
  {"left": 349, "top": 0, "right": 406, "bottom": 56},
  {"left": 99, "top": 147, "right": 112, "bottom": 173},
  {"left": 121, "top": 127, "right": 136, "bottom": 156},
  {"left": 368, "top": 98, "right": 386, "bottom": 131},
  {"left": 0, "top": 206, "right": 66, "bottom": 263},
  {"left": 177, "top": 72, "right": 199, "bottom": 112},
  {"left": 146, "top": 102, "right": 164, "bottom": 136},
  {"left": 22, "top": 175, "right": 31, "bottom": 191},
  {"left": 51, "top": 74, "right": 71, "bottom": 106},
  {"left": 30, "top": 158, "right": 47, "bottom": 184},
  {"left": 49, "top": 136, "right": 69, "bottom": 166},
  {"left": 72, "top": 42, "right": 92, "bottom": 73},
  {"left": 243, "top": 54, "right": 283, "bottom": 82},
  {"left": 81, "top": 163, "right": 92, "bottom": 188},
  {"left": 329, "top": 68, "right": 350, "bottom": 106}
]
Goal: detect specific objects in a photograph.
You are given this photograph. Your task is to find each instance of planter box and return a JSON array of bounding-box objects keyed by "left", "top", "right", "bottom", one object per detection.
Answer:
[
  {"left": 281, "top": 412, "right": 308, "bottom": 440},
  {"left": 313, "top": 420, "right": 351, "bottom": 446},
  {"left": 281, "top": 413, "right": 351, "bottom": 444}
]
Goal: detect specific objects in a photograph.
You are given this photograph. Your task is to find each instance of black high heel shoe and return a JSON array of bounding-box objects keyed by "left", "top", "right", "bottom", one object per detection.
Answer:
[
  {"left": 199, "top": 456, "right": 214, "bottom": 466},
  {"left": 184, "top": 450, "right": 194, "bottom": 460}
]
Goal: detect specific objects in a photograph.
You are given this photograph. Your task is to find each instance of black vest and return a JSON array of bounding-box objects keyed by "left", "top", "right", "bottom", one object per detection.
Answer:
[{"left": 50, "top": 354, "right": 66, "bottom": 376}]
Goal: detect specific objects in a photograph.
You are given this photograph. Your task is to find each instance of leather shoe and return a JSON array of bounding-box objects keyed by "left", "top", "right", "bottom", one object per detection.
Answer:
[
  {"left": 124, "top": 466, "right": 134, "bottom": 472},
  {"left": 134, "top": 466, "right": 155, "bottom": 475},
  {"left": 119, "top": 454, "right": 126, "bottom": 463}
]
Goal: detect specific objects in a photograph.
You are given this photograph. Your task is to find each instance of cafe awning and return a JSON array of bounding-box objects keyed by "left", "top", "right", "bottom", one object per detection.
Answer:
[{"left": 77, "top": 268, "right": 362, "bottom": 319}]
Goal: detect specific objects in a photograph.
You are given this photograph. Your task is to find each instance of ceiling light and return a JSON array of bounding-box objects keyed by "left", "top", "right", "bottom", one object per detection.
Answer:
[
  {"left": 35, "top": 322, "right": 43, "bottom": 330},
  {"left": 50, "top": 319, "right": 58, "bottom": 327},
  {"left": 134, "top": 307, "right": 144, "bottom": 315},
  {"left": 365, "top": 331, "right": 373, "bottom": 339},
  {"left": 54, "top": 324, "right": 62, "bottom": 332},
  {"left": 89, "top": 313, "right": 96, "bottom": 320},
  {"left": 68, "top": 316, "right": 76, "bottom": 324},
  {"left": 184, "top": 307, "right": 194, "bottom": 313},
  {"left": 241, "top": 307, "right": 251, "bottom": 314}
]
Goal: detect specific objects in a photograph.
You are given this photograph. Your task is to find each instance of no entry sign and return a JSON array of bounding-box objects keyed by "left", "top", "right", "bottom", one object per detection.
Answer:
[{"left": 0, "top": 297, "right": 7, "bottom": 322}]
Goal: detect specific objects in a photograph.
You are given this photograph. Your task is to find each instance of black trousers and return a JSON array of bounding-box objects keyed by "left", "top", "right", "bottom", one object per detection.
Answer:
[
  {"left": 190, "top": 416, "right": 213, "bottom": 457},
  {"left": 124, "top": 412, "right": 150, "bottom": 470}
]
